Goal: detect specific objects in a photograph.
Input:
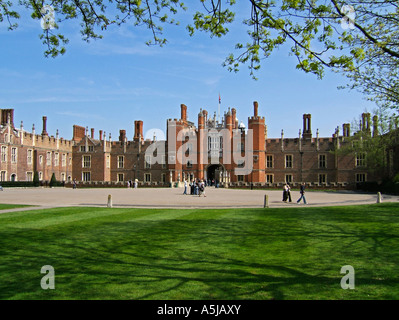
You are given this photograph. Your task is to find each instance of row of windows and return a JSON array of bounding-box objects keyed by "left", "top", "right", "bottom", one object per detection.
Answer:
[
  {"left": 266, "top": 154, "right": 322, "bottom": 169},
  {"left": 82, "top": 141, "right": 246, "bottom": 156},
  {"left": 38, "top": 152, "right": 70, "bottom": 167},
  {"left": 0, "top": 147, "right": 367, "bottom": 171},
  {"left": 84, "top": 153, "right": 367, "bottom": 169},
  {"left": 79, "top": 170, "right": 366, "bottom": 184},
  {"left": 0, "top": 147, "right": 70, "bottom": 167},
  {"left": 102, "top": 153, "right": 365, "bottom": 170},
  {"left": 84, "top": 155, "right": 167, "bottom": 169},
  {"left": 82, "top": 172, "right": 166, "bottom": 183},
  {"left": 181, "top": 140, "right": 246, "bottom": 157},
  {"left": 236, "top": 173, "right": 367, "bottom": 184},
  {"left": 1, "top": 146, "right": 17, "bottom": 163},
  {"left": 2, "top": 134, "right": 12, "bottom": 144},
  {"left": 81, "top": 155, "right": 131, "bottom": 169},
  {"left": 102, "top": 154, "right": 366, "bottom": 170},
  {"left": 266, "top": 153, "right": 366, "bottom": 169},
  {"left": 0, "top": 171, "right": 70, "bottom": 182},
  {"left": 80, "top": 146, "right": 95, "bottom": 152}
]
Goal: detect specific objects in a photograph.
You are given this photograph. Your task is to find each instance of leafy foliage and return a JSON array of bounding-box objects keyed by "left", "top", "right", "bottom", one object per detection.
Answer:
[
  {"left": 6, "top": 0, "right": 187, "bottom": 57},
  {"left": 1, "top": 1, "right": 398, "bottom": 109},
  {"left": 335, "top": 108, "right": 399, "bottom": 177}
]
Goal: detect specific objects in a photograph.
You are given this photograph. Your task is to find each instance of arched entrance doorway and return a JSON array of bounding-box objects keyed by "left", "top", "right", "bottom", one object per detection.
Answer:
[
  {"left": 10, "top": 174, "right": 16, "bottom": 182},
  {"left": 206, "top": 164, "right": 224, "bottom": 185}
]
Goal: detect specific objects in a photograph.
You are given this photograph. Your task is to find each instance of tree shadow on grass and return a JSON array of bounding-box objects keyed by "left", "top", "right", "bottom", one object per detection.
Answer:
[{"left": 1, "top": 208, "right": 399, "bottom": 299}]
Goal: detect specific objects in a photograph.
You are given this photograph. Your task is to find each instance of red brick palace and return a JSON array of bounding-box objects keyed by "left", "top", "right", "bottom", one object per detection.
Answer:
[{"left": 0, "top": 102, "right": 397, "bottom": 188}]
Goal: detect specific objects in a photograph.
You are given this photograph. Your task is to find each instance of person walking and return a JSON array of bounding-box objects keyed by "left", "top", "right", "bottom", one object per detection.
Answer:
[
  {"left": 286, "top": 183, "right": 292, "bottom": 202},
  {"left": 183, "top": 180, "right": 187, "bottom": 195},
  {"left": 282, "top": 184, "right": 288, "bottom": 202},
  {"left": 199, "top": 180, "right": 206, "bottom": 197},
  {"left": 190, "top": 181, "right": 194, "bottom": 195},
  {"left": 297, "top": 182, "right": 307, "bottom": 204}
]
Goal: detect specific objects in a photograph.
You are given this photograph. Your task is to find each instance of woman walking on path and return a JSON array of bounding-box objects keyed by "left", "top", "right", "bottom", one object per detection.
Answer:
[
  {"left": 282, "top": 184, "right": 288, "bottom": 202},
  {"left": 198, "top": 180, "right": 206, "bottom": 197},
  {"left": 286, "top": 183, "right": 292, "bottom": 202}
]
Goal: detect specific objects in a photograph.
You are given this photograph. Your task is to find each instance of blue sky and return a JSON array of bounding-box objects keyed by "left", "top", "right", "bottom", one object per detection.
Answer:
[{"left": 0, "top": 2, "right": 378, "bottom": 141}]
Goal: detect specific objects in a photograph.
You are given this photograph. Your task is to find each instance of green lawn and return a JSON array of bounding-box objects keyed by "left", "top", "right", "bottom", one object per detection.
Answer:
[
  {"left": 0, "top": 204, "right": 32, "bottom": 210},
  {"left": 0, "top": 203, "right": 398, "bottom": 300}
]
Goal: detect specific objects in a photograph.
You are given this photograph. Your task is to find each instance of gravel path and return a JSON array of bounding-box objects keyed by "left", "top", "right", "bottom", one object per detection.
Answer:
[{"left": 0, "top": 187, "right": 397, "bottom": 211}]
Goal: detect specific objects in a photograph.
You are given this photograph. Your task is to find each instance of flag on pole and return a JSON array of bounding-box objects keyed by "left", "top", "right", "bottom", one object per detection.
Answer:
[{"left": 218, "top": 93, "right": 221, "bottom": 124}]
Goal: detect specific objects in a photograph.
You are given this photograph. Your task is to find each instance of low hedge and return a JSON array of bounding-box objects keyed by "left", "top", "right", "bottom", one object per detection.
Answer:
[
  {"left": 356, "top": 180, "right": 399, "bottom": 195},
  {"left": 0, "top": 181, "right": 65, "bottom": 188},
  {"left": 0, "top": 181, "right": 35, "bottom": 188}
]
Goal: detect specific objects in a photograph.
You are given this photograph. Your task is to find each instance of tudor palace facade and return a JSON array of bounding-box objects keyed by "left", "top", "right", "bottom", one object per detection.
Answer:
[{"left": 0, "top": 102, "right": 397, "bottom": 188}]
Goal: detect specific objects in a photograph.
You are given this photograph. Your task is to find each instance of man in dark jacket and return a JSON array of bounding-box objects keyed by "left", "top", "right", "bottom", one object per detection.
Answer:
[{"left": 297, "top": 183, "right": 307, "bottom": 204}]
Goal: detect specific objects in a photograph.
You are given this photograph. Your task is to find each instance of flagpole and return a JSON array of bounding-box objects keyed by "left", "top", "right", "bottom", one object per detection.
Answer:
[{"left": 218, "top": 93, "right": 221, "bottom": 124}]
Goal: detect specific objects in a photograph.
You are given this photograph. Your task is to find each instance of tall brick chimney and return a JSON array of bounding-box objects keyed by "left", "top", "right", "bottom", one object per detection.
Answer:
[
  {"left": 198, "top": 110, "right": 204, "bottom": 130},
  {"left": 343, "top": 123, "right": 351, "bottom": 137},
  {"left": 0, "top": 109, "right": 14, "bottom": 127},
  {"left": 302, "top": 114, "right": 312, "bottom": 140},
  {"left": 119, "top": 129, "right": 126, "bottom": 143},
  {"left": 99, "top": 130, "right": 103, "bottom": 141},
  {"left": 73, "top": 125, "right": 86, "bottom": 142},
  {"left": 91, "top": 128, "right": 95, "bottom": 139},
  {"left": 253, "top": 101, "right": 258, "bottom": 118},
  {"left": 181, "top": 104, "right": 187, "bottom": 122},
  {"left": 42, "top": 116, "right": 48, "bottom": 136},
  {"left": 202, "top": 109, "right": 208, "bottom": 124},
  {"left": 134, "top": 120, "right": 144, "bottom": 142},
  {"left": 232, "top": 108, "right": 237, "bottom": 129},
  {"left": 362, "top": 113, "right": 371, "bottom": 135},
  {"left": 225, "top": 108, "right": 233, "bottom": 135}
]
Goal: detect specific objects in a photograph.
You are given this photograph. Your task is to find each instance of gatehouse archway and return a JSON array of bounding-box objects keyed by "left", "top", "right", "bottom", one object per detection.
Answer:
[{"left": 206, "top": 164, "right": 225, "bottom": 185}]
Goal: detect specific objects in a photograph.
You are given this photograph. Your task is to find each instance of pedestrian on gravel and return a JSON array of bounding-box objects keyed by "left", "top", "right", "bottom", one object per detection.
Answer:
[{"left": 297, "top": 182, "right": 307, "bottom": 204}]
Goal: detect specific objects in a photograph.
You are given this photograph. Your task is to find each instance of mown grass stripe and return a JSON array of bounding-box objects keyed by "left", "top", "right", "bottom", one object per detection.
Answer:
[{"left": 0, "top": 203, "right": 398, "bottom": 299}]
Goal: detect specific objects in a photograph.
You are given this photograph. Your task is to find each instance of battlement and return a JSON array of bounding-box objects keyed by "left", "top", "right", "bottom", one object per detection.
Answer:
[{"left": 248, "top": 116, "right": 265, "bottom": 121}]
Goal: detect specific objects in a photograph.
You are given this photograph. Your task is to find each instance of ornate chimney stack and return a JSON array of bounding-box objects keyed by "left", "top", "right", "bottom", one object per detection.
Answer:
[
  {"left": 302, "top": 114, "right": 312, "bottom": 140},
  {"left": 253, "top": 101, "right": 258, "bottom": 117},
  {"left": 362, "top": 113, "right": 371, "bottom": 136},
  {"left": 181, "top": 104, "right": 187, "bottom": 122},
  {"left": 343, "top": 123, "right": 351, "bottom": 137},
  {"left": 231, "top": 108, "right": 237, "bottom": 129},
  {"left": 42, "top": 116, "right": 48, "bottom": 136},
  {"left": 134, "top": 120, "right": 144, "bottom": 142}
]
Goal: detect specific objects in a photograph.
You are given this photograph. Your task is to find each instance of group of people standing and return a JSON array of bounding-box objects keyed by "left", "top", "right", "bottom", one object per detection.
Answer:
[
  {"left": 126, "top": 180, "right": 138, "bottom": 189},
  {"left": 283, "top": 182, "right": 307, "bottom": 204},
  {"left": 184, "top": 179, "right": 206, "bottom": 197}
]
